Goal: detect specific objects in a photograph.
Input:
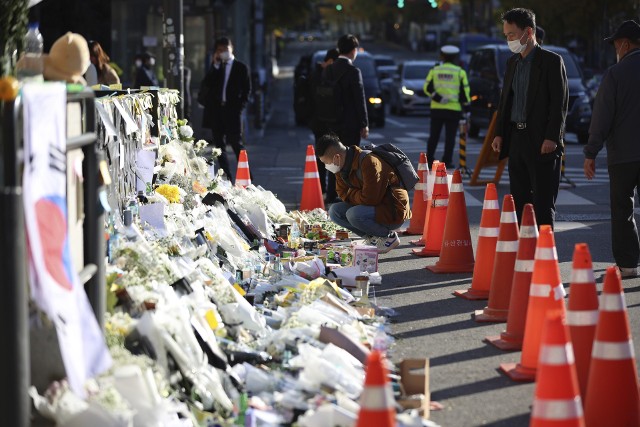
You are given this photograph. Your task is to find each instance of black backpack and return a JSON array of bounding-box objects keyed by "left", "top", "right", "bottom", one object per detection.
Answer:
[
  {"left": 313, "top": 65, "right": 349, "bottom": 125},
  {"left": 353, "top": 143, "right": 420, "bottom": 191}
]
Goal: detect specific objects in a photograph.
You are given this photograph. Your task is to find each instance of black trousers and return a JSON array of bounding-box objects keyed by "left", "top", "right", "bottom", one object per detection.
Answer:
[
  {"left": 211, "top": 106, "right": 245, "bottom": 182},
  {"left": 507, "top": 126, "right": 561, "bottom": 229},
  {"left": 608, "top": 161, "right": 640, "bottom": 268},
  {"left": 427, "top": 111, "right": 459, "bottom": 167}
]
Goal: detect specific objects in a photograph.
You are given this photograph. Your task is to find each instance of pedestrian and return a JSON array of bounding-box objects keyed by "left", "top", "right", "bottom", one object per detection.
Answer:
[
  {"left": 309, "top": 48, "right": 340, "bottom": 201},
  {"left": 134, "top": 52, "right": 159, "bottom": 88},
  {"left": 491, "top": 8, "right": 568, "bottom": 229},
  {"left": 583, "top": 20, "right": 640, "bottom": 278},
  {"left": 423, "top": 45, "right": 470, "bottom": 170},
  {"left": 316, "top": 133, "right": 410, "bottom": 254},
  {"left": 199, "top": 37, "right": 252, "bottom": 181},
  {"left": 88, "top": 40, "right": 120, "bottom": 86}
]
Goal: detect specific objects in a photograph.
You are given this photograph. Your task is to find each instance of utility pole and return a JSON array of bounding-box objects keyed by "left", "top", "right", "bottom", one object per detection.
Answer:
[{"left": 162, "top": 0, "right": 185, "bottom": 118}]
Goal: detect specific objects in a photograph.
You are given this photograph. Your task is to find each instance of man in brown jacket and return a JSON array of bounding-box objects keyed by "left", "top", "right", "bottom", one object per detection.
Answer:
[{"left": 316, "top": 133, "right": 411, "bottom": 253}]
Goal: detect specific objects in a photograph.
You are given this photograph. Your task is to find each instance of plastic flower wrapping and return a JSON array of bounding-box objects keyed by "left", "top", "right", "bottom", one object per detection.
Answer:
[{"left": 31, "top": 113, "right": 437, "bottom": 427}]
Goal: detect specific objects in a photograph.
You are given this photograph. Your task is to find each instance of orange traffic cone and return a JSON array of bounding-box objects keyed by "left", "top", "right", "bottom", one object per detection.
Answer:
[
  {"left": 530, "top": 312, "right": 585, "bottom": 427},
  {"left": 356, "top": 350, "right": 396, "bottom": 427},
  {"left": 427, "top": 169, "right": 474, "bottom": 273},
  {"left": 454, "top": 183, "right": 500, "bottom": 300},
  {"left": 402, "top": 153, "right": 429, "bottom": 235},
  {"left": 500, "top": 225, "right": 566, "bottom": 382},
  {"left": 410, "top": 160, "right": 439, "bottom": 246},
  {"left": 235, "top": 149, "right": 251, "bottom": 188},
  {"left": 475, "top": 194, "right": 519, "bottom": 322},
  {"left": 584, "top": 266, "right": 640, "bottom": 427},
  {"left": 486, "top": 204, "right": 538, "bottom": 350},
  {"left": 412, "top": 163, "right": 448, "bottom": 257},
  {"left": 299, "top": 145, "right": 325, "bottom": 211},
  {"left": 567, "top": 243, "right": 598, "bottom": 403}
]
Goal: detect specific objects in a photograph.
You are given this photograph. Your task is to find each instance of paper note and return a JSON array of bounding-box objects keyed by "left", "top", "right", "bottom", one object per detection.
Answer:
[
  {"left": 139, "top": 203, "right": 165, "bottom": 230},
  {"left": 135, "top": 149, "right": 156, "bottom": 192}
]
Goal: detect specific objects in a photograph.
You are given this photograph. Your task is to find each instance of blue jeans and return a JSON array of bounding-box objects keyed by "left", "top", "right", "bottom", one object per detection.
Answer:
[{"left": 329, "top": 202, "right": 403, "bottom": 238}]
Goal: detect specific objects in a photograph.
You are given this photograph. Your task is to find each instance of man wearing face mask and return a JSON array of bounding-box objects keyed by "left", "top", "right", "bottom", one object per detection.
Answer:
[
  {"left": 316, "top": 133, "right": 411, "bottom": 254},
  {"left": 134, "top": 52, "right": 159, "bottom": 88},
  {"left": 200, "top": 37, "right": 252, "bottom": 181},
  {"left": 583, "top": 20, "right": 640, "bottom": 278},
  {"left": 491, "top": 8, "right": 568, "bottom": 229}
]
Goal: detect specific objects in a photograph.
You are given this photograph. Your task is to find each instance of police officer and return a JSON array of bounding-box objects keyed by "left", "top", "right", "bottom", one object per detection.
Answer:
[{"left": 424, "top": 45, "right": 471, "bottom": 169}]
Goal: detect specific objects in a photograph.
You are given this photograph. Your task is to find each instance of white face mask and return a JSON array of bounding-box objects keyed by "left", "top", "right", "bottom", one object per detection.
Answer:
[
  {"left": 325, "top": 156, "right": 341, "bottom": 174},
  {"left": 135, "top": 59, "right": 142, "bottom": 68},
  {"left": 219, "top": 51, "right": 231, "bottom": 62},
  {"left": 507, "top": 31, "right": 528, "bottom": 54},
  {"left": 148, "top": 58, "right": 155, "bottom": 66}
]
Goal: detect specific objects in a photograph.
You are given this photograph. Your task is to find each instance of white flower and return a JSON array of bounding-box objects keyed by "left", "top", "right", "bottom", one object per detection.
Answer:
[
  {"left": 195, "top": 139, "right": 209, "bottom": 153},
  {"left": 178, "top": 125, "right": 193, "bottom": 139},
  {"left": 211, "top": 147, "right": 222, "bottom": 159}
]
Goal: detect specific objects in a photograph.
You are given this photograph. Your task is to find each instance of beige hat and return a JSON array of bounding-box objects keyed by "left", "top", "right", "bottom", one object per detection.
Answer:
[{"left": 43, "top": 32, "right": 90, "bottom": 84}]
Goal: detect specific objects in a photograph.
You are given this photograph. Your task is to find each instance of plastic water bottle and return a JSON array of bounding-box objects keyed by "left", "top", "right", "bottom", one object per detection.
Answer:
[
  {"left": 372, "top": 324, "right": 388, "bottom": 355},
  {"left": 17, "top": 22, "right": 44, "bottom": 82},
  {"left": 290, "top": 222, "right": 300, "bottom": 244}
]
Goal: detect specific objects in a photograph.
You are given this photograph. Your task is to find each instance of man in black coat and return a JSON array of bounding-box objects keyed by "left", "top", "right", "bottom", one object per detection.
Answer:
[
  {"left": 200, "top": 37, "right": 252, "bottom": 181},
  {"left": 491, "top": 8, "right": 568, "bottom": 229}
]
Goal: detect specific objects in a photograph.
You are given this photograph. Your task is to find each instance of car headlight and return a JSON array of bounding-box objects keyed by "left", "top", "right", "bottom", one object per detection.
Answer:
[
  {"left": 401, "top": 86, "right": 414, "bottom": 96},
  {"left": 368, "top": 97, "right": 382, "bottom": 104}
]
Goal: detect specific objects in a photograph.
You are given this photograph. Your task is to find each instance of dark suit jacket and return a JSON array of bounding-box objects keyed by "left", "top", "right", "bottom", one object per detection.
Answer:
[
  {"left": 328, "top": 57, "right": 368, "bottom": 132},
  {"left": 494, "top": 45, "right": 568, "bottom": 160},
  {"left": 201, "top": 59, "right": 252, "bottom": 130}
]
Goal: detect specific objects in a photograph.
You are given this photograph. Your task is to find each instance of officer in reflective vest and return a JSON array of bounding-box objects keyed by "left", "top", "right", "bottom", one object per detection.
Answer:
[{"left": 423, "top": 45, "right": 471, "bottom": 169}]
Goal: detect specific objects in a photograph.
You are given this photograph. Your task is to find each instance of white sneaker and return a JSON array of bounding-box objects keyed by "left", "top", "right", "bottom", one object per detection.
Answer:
[
  {"left": 363, "top": 235, "right": 381, "bottom": 247},
  {"left": 617, "top": 266, "right": 639, "bottom": 278},
  {"left": 377, "top": 232, "right": 400, "bottom": 254}
]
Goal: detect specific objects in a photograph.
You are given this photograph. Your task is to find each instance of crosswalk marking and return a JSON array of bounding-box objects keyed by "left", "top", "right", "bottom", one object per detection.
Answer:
[{"left": 395, "top": 137, "right": 423, "bottom": 144}]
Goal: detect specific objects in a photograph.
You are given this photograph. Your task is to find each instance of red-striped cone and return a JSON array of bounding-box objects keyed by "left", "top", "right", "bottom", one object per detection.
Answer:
[
  {"left": 300, "top": 145, "right": 325, "bottom": 211},
  {"left": 454, "top": 183, "right": 499, "bottom": 300},
  {"left": 567, "top": 243, "right": 598, "bottom": 403},
  {"left": 410, "top": 160, "right": 439, "bottom": 246},
  {"left": 356, "top": 350, "right": 396, "bottom": 427},
  {"left": 235, "top": 149, "right": 251, "bottom": 188},
  {"left": 584, "top": 266, "right": 640, "bottom": 427},
  {"left": 486, "top": 204, "right": 538, "bottom": 350},
  {"left": 402, "top": 153, "right": 429, "bottom": 235},
  {"left": 475, "top": 194, "right": 519, "bottom": 322},
  {"left": 530, "top": 312, "right": 585, "bottom": 427},
  {"left": 427, "top": 169, "right": 474, "bottom": 273},
  {"left": 412, "top": 163, "right": 448, "bottom": 257},
  {"left": 500, "top": 225, "right": 566, "bottom": 382}
]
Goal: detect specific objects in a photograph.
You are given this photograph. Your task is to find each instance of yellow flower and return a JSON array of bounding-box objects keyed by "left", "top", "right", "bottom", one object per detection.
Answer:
[{"left": 156, "top": 184, "right": 181, "bottom": 203}]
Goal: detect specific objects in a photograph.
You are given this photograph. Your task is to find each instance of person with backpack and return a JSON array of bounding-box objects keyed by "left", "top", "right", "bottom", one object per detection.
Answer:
[{"left": 316, "top": 133, "right": 412, "bottom": 254}]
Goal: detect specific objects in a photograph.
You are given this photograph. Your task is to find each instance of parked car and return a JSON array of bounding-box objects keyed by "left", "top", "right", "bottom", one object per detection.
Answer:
[
  {"left": 467, "top": 44, "right": 592, "bottom": 143},
  {"left": 377, "top": 64, "right": 398, "bottom": 103},
  {"left": 388, "top": 60, "right": 436, "bottom": 115},
  {"left": 446, "top": 33, "right": 503, "bottom": 70},
  {"left": 373, "top": 54, "right": 396, "bottom": 69}
]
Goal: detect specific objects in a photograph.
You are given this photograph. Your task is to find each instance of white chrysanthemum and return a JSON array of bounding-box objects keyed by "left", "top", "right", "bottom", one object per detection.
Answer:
[
  {"left": 211, "top": 147, "right": 222, "bottom": 158},
  {"left": 179, "top": 125, "right": 193, "bottom": 139}
]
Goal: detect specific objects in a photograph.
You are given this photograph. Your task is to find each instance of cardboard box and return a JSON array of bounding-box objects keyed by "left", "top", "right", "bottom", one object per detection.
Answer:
[
  {"left": 398, "top": 359, "right": 431, "bottom": 419},
  {"left": 353, "top": 245, "right": 378, "bottom": 273}
]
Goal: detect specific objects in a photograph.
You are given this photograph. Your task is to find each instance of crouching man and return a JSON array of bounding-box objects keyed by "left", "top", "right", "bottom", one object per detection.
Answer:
[{"left": 316, "top": 133, "right": 411, "bottom": 253}]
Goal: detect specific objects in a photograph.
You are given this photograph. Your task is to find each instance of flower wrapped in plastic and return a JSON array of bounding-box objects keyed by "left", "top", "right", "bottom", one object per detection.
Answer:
[{"left": 155, "top": 184, "right": 181, "bottom": 204}]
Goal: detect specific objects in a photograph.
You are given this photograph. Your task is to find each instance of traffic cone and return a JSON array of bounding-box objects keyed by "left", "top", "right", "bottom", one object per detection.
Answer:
[
  {"left": 500, "top": 225, "right": 566, "bottom": 382},
  {"left": 584, "top": 266, "right": 640, "bottom": 427},
  {"left": 454, "top": 183, "right": 500, "bottom": 300},
  {"left": 486, "top": 204, "right": 538, "bottom": 350},
  {"left": 530, "top": 312, "right": 585, "bottom": 427},
  {"left": 475, "top": 195, "right": 519, "bottom": 322},
  {"left": 412, "top": 163, "right": 448, "bottom": 257},
  {"left": 299, "top": 145, "right": 325, "bottom": 211},
  {"left": 427, "top": 169, "right": 474, "bottom": 273},
  {"left": 410, "top": 160, "right": 439, "bottom": 246},
  {"left": 356, "top": 350, "right": 396, "bottom": 427},
  {"left": 235, "top": 149, "right": 251, "bottom": 188},
  {"left": 402, "top": 153, "right": 429, "bottom": 235},
  {"left": 567, "top": 243, "right": 598, "bottom": 403}
]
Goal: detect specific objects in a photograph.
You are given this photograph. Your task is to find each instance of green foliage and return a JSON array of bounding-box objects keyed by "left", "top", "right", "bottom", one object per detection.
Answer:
[
  {"left": 265, "top": 0, "right": 312, "bottom": 30},
  {"left": 0, "top": 0, "right": 28, "bottom": 76}
]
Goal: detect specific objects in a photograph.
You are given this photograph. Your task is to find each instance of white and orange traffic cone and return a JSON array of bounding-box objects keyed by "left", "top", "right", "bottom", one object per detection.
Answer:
[
  {"left": 410, "top": 160, "right": 439, "bottom": 246},
  {"left": 235, "top": 149, "right": 251, "bottom": 188},
  {"left": 300, "top": 145, "right": 325, "bottom": 211},
  {"left": 402, "top": 153, "right": 429, "bottom": 235},
  {"left": 356, "top": 350, "right": 396, "bottom": 427},
  {"left": 584, "top": 266, "right": 640, "bottom": 427},
  {"left": 412, "top": 163, "right": 448, "bottom": 257},
  {"left": 530, "top": 311, "right": 585, "bottom": 427}
]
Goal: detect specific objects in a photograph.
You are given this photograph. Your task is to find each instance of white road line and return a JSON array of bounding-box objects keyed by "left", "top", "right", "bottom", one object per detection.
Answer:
[{"left": 385, "top": 118, "right": 408, "bottom": 128}]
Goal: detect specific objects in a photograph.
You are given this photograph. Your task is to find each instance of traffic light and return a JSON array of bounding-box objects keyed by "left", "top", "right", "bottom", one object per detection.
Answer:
[
  {"left": 428, "top": 0, "right": 438, "bottom": 8},
  {"left": 336, "top": 3, "right": 343, "bottom": 11},
  {"left": 397, "top": 0, "right": 404, "bottom": 8}
]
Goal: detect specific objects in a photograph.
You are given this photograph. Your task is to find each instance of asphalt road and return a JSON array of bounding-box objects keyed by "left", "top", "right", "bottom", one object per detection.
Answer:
[{"left": 193, "top": 39, "right": 640, "bottom": 427}]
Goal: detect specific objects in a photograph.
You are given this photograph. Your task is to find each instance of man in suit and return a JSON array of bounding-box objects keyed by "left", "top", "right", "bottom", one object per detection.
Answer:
[
  {"left": 201, "top": 37, "right": 252, "bottom": 181},
  {"left": 134, "top": 52, "right": 159, "bottom": 88},
  {"left": 491, "top": 8, "right": 568, "bottom": 228},
  {"left": 320, "top": 34, "right": 369, "bottom": 203}
]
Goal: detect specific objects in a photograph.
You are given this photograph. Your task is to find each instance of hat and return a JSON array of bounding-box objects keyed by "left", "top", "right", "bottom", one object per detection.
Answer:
[
  {"left": 43, "top": 32, "right": 90, "bottom": 84},
  {"left": 441, "top": 45, "right": 460, "bottom": 55},
  {"left": 604, "top": 20, "right": 640, "bottom": 43}
]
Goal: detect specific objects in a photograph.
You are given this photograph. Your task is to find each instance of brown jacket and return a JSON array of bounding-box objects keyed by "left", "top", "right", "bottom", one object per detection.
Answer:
[{"left": 336, "top": 146, "right": 411, "bottom": 224}]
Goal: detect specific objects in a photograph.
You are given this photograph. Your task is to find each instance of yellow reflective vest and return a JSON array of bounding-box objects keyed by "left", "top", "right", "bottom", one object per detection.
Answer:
[{"left": 423, "top": 62, "right": 471, "bottom": 112}]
